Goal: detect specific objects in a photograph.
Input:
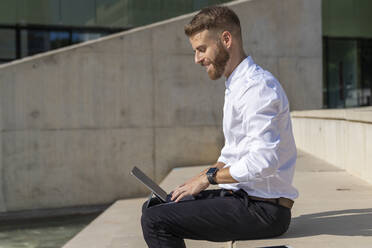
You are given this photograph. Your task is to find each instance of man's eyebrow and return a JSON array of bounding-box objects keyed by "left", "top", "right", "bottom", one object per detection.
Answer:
[{"left": 195, "top": 45, "right": 205, "bottom": 51}]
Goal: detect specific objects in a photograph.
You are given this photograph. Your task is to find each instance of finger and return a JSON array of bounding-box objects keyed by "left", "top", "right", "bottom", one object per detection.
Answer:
[
  {"left": 171, "top": 188, "right": 183, "bottom": 201},
  {"left": 175, "top": 192, "right": 189, "bottom": 203},
  {"left": 172, "top": 184, "right": 184, "bottom": 195},
  {"left": 175, "top": 184, "right": 185, "bottom": 190},
  {"left": 171, "top": 191, "right": 177, "bottom": 201}
]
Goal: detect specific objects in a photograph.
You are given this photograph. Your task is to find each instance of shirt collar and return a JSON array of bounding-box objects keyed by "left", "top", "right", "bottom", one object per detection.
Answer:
[{"left": 225, "top": 56, "right": 255, "bottom": 91}]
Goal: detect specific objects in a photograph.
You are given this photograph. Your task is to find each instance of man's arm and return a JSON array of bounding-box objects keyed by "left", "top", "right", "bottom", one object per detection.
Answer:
[
  {"left": 176, "top": 161, "right": 226, "bottom": 186},
  {"left": 198, "top": 161, "right": 226, "bottom": 176},
  {"left": 214, "top": 166, "right": 238, "bottom": 184},
  {"left": 171, "top": 161, "right": 238, "bottom": 202}
]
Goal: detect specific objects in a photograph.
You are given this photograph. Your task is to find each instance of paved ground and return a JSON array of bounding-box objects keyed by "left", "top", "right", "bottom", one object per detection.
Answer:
[{"left": 62, "top": 150, "right": 372, "bottom": 248}]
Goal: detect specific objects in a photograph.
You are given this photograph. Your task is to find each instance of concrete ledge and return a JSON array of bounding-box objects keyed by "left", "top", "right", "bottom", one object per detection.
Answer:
[
  {"left": 292, "top": 106, "right": 372, "bottom": 123},
  {"left": 292, "top": 108, "right": 347, "bottom": 120},
  {"left": 62, "top": 165, "right": 231, "bottom": 248},
  {"left": 63, "top": 151, "right": 372, "bottom": 248},
  {"left": 291, "top": 107, "right": 372, "bottom": 184}
]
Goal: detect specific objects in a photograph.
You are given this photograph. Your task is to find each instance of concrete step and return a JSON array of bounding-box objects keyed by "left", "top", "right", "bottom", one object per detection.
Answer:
[
  {"left": 62, "top": 165, "right": 229, "bottom": 248},
  {"left": 63, "top": 150, "right": 372, "bottom": 248}
]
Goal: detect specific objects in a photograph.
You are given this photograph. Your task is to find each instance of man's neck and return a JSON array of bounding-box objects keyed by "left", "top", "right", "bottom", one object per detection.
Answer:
[{"left": 224, "top": 51, "right": 247, "bottom": 79}]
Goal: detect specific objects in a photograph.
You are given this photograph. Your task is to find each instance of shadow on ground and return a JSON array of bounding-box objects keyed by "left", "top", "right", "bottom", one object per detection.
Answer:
[{"left": 281, "top": 208, "right": 372, "bottom": 238}]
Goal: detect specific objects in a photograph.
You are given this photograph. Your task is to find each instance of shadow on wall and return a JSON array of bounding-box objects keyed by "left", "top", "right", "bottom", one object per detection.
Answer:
[{"left": 282, "top": 209, "right": 372, "bottom": 238}]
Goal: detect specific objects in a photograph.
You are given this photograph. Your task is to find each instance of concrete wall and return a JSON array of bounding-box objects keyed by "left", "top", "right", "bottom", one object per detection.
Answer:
[
  {"left": 0, "top": 0, "right": 322, "bottom": 212},
  {"left": 0, "top": 96, "right": 4, "bottom": 212},
  {"left": 291, "top": 107, "right": 372, "bottom": 184},
  {"left": 237, "top": 0, "right": 323, "bottom": 110}
]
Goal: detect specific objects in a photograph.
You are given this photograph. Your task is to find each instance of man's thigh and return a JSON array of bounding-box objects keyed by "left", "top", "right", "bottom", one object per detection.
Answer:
[{"left": 142, "top": 189, "right": 289, "bottom": 242}]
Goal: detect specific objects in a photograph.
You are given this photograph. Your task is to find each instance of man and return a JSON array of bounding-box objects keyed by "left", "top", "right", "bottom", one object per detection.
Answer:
[{"left": 141, "top": 6, "right": 298, "bottom": 248}]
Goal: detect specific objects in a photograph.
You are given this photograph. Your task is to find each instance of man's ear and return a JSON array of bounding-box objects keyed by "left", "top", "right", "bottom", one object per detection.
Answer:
[{"left": 221, "top": 31, "right": 232, "bottom": 49}]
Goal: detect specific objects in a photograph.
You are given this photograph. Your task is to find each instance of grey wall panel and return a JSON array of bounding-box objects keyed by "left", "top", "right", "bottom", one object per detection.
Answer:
[
  {"left": 2, "top": 128, "right": 154, "bottom": 211},
  {"left": 155, "top": 126, "right": 224, "bottom": 182},
  {"left": 0, "top": 70, "right": 5, "bottom": 211},
  {"left": 231, "top": 0, "right": 322, "bottom": 110}
]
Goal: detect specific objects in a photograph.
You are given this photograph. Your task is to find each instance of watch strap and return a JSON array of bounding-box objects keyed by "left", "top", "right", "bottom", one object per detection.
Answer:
[{"left": 206, "top": 167, "right": 219, "bottom": 185}]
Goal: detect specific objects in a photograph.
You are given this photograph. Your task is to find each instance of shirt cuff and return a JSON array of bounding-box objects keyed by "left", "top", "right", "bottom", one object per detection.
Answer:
[
  {"left": 217, "top": 156, "right": 228, "bottom": 165},
  {"left": 229, "top": 161, "right": 250, "bottom": 182}
]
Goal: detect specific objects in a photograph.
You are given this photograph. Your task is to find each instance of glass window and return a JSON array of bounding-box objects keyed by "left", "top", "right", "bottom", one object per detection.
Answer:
[
  {"left": 71, "top": 32, "right": 105, "bottom": 44},
  {"left": 360, "top": 40, "right": 372, "bottom": 106},
  {"left": 323, "top": 0, "right": 372, "bottom": 108},
  {"left": 325, "top": 39, "right": 358, "bottom": 108},
  {"left": 325, "top": 38, "right": 372, "bottom": 108},
  {"left": 22, "top": 30, "right": 70, "bottom": 56},
  {"left": 50, "top": 31, "right": 71, "bottom": 49}
]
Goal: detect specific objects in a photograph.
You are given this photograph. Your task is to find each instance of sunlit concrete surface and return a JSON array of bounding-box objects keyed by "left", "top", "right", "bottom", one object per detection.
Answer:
[
  {"left": 63, "top": 150, "right": 372, "bottom": 248},
  {"left": 234, "top": 150, "right": 372, "bottom": 248},
  {"left": 292, "top": 107, "right": 372, "bottom": 184}
]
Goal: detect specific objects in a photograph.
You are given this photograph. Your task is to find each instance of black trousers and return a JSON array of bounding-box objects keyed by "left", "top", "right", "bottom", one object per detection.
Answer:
[{"left": 141, "top": 189, "right": 291, "bottom": 248}]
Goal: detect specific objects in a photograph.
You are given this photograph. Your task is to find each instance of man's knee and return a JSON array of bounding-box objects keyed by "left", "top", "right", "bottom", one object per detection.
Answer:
[
  {"left": 141, "top": 204, "right": 186, "bottom": 248},
  {"left": 141, "top": 208, "right": 151, "bottom": 231},
  {"left": 141, "top": 204, "right": 166, "bottom": 234},
  {"left": 141, "top": 206, "right": 154, "bottom": 233},
  {"left": 141, "top": 200, "right": 148, "bottom": 214},
  {"left": 142, "top": 197, "right": 163, "bottom": 212},
  {"left": 141, "top": 200, "right": 163, "bottom": 225}
]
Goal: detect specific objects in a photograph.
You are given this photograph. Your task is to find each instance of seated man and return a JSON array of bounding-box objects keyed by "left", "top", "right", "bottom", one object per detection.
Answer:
[{"left": 141, "top": 6, "right": 298, "bottom": 248}]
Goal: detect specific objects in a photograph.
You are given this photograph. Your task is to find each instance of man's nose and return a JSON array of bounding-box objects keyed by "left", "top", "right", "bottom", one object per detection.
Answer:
[{"left": 194, "top": 51, "right": 202, "bottom": 64}]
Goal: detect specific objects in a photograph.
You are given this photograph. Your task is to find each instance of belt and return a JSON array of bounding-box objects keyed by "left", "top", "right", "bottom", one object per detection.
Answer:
[
  {"left": 248, "top": 195, "right": 294, "bottom": 209},
  {"left": 224, "top": 190, "right": 294, "bottom": 209}
]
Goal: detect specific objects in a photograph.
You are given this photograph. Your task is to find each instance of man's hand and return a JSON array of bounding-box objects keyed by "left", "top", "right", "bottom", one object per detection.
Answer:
[{"left": 171, "top": 173, "right": 210, "bottom": 202}]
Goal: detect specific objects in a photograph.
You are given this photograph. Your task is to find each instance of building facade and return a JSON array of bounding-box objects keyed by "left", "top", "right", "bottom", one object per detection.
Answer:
[
  {"left": 323, "top": 0, "right": 372, "bottom": 108},
  {"left": 1, "top": 0, "right": 371, "bottom": 109},
  {"left": 0, "top": 0, "right": 230, "bottom": 63}
]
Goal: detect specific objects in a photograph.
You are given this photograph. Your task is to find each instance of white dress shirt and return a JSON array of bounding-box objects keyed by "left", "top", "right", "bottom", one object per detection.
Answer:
[{"left": 218, "top": 56, "right": 299, "bottom": 200}]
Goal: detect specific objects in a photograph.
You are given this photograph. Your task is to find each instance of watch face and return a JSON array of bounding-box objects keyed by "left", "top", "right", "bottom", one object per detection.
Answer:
[
  {"left": 206, "top": 167, "right": 219, "bottom": 184},
  {"left": 207, "top": 167, "right": 218, "bottom": 175}
]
